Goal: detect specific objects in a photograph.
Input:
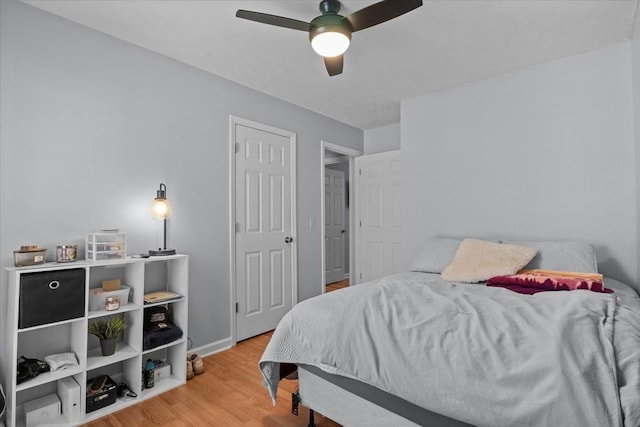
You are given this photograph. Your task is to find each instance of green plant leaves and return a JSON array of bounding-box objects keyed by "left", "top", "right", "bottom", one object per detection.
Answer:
[{"left": 88, "top": 316, "right": 127, "bottom": 340}]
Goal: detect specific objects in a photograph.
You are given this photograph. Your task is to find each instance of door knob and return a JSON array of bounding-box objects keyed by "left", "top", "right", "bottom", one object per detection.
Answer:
[
  {"left": 285, "top": 236, "right": 293, "bottom": 243},
  {"left": 341, "top": 229, "right": 346, "bottom": 234}
]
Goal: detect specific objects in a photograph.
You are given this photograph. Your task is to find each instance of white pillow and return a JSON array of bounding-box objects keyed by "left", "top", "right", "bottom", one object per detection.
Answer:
[
  {"left": 441, "top": 239, "right": 537, "bottom": 283},
  {"left": 501, "top": 240, "right": 597, "bottom": 273},
  {"left": 409, "top": 237, "right": 462, "bottom": 273}
]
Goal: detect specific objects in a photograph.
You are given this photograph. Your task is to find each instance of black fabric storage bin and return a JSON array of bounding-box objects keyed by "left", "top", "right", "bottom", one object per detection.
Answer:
[{"left": 19, "top": 268, "right": 86, "bottom": 328}]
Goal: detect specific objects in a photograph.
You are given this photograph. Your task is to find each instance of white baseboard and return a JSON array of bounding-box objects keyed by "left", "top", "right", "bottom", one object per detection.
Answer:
[{"left": 188, "top": 337, "right": 233, "bottom": 358}]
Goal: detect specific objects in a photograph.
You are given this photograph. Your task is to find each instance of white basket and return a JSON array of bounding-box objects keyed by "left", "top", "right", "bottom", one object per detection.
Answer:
[{"left": 89, "top": 286, "right": 131, "bottom": 312}]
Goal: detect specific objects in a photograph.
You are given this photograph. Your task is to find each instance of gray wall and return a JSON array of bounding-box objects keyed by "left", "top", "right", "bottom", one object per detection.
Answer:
[
  {"left": 0, "top": 0, "right": 363, "bottom": 350},
  {"left": 364, "top": 123, "right": 401, "bottom": 154},
  {"left": 401, "top": 42, "right": 637, "bottom": 289},
  {"left": 632, "top": 7, "right": 640, "bottom": 288}
]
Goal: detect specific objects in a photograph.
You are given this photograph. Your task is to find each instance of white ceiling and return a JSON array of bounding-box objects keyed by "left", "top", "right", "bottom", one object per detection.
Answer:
[{"left": 22, "top": 0, "right": 639, "bottom": 130}]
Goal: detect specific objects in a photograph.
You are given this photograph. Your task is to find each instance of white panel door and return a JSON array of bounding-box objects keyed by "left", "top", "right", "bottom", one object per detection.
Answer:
[
  {"left": 357, "top": 150, "right": 402, "bottom": 283},
  {"left": 325, "top": 168, "right": 346, "bottom": 284},
  {"left": 235, "top": 120, "right": 295, "bottom": 341}
]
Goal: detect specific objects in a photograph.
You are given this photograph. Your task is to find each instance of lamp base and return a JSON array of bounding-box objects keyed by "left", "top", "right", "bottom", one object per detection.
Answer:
[{"left": 148, "top": 248, "right": 176, "bottom": 256}]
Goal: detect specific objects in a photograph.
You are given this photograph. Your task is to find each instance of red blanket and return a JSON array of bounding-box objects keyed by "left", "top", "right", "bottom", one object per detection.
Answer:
[{"left": 487, "top": 269, "right": 612, "bottom": 294}]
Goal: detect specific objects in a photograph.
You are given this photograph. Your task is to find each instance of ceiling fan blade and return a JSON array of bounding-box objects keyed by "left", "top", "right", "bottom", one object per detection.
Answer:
[
  {"left": 236, "top": 10, "right": 311, "bottom": 32},
  {"left": 346, "top": 0, "right": 423, "bottom": 32},
  {"left": 324, "top": 55, "right": 344, "bottom": 76}
]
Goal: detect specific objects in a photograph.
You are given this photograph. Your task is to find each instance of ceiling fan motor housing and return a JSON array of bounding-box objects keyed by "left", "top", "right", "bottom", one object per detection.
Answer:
[
  {"left": 309, "top": 14, "right": 353, "bottom": 44},
  {"left": 319, "top": 0, "right": 341, "bottom": 14}
]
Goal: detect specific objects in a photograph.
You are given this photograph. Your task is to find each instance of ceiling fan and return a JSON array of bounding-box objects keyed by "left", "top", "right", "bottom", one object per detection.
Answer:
[{"left": 236, "top": 0, "right": 423, "bottom": 76}]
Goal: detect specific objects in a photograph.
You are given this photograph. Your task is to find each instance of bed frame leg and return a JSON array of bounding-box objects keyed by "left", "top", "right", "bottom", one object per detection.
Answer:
[
  {"left": 308, "top": 409, "right": 316, "bottom": 427},
  {"left": 292, "top": 391, "right": 300, "bottom": 415},
  {"left": 292, "top": 390, "right": 316, "bottom": 427}
]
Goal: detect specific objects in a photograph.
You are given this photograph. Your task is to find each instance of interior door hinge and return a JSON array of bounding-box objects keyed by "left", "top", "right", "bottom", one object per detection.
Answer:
[
  {"left": 236, "top": 302, "right": 239, "bottom": 313},
  {"left": 235, "top": 142, "right": 240, "bottom": 154},
  {"left": 359, "top": 168, "right": 362, "bottom": 176},
  {"left": 359, "top": 220, "right": 362, "bottom": 227},
  {"left": 360, "top": 272, "right": 363, "bottom": 279},
  {"left": 235, "top": 222, "right": 240, "bottom": 233}
]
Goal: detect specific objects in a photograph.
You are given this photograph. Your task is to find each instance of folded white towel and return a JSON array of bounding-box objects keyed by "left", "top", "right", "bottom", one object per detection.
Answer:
[{"left": 44, "top": 352, "right": 78, "bottom": 371}]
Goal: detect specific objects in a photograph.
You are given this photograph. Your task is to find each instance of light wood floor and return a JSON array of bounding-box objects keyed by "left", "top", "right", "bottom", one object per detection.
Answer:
[
  {"left": 326, "top": 278, "right": 348, "bottom": 293},
  {"left": 84, "top": 332, "right": 341, "bottom": 426}
]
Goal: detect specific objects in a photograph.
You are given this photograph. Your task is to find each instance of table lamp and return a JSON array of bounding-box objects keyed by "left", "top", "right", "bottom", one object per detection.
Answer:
[{"left": 149, "top": 183, "right": 176, "bottom": 256}]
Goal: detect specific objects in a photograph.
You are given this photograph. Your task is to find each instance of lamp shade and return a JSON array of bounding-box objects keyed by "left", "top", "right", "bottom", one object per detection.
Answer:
[{"left": 151, "top": 183, "right": 172, "bottom": 219}]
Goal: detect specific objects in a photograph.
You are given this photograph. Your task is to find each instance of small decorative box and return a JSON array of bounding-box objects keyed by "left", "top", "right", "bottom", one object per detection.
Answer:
[{"left": 13, "top": 245, "right": 47, "bottom": 267}]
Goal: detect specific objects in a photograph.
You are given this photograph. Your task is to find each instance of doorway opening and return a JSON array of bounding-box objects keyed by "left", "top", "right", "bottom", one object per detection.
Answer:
[{"left": 321, "top": 141, "right": 362, "bottom": 295}]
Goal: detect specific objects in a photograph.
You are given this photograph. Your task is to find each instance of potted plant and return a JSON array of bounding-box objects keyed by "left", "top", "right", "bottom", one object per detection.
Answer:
[{"left": 88, "top": 316, "right": 127, "bottom": 356}]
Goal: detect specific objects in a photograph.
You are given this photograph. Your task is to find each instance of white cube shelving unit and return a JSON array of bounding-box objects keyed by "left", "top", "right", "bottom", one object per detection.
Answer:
[{"left": 1, "top": 255, "right": 188, "bottom": 427}]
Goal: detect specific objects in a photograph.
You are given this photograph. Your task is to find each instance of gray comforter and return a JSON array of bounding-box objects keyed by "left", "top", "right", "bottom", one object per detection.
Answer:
[{"left": 260, "top": 272, "right": 640, "bottom": 427}]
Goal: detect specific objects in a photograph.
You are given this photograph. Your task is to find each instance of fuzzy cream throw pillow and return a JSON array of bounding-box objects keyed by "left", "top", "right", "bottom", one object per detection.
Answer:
[{"left": 441, "top": 239, "right": 537, "bottom": 283}]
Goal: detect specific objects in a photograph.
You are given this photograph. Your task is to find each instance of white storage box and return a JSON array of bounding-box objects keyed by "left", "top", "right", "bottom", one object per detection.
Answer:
[
  {"left": 57, "top": 377, "right": 81, "bottom": 421},
  {"left": 23, "top": 393, "right": 60, "bottom": 427},
  {"left": 89, "top": 286, "right": 131, "bottom": 311},
  {"left": 86, "top": 231, "right": 126, "bottom": 261},
  {"left": 154, "top": 360, "right": 171, "bottom": 381}
]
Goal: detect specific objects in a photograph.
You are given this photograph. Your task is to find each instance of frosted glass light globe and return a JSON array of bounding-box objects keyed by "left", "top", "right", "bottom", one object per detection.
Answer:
[
  {"left": 311, "top": 31, "right": 350, "bottom": 57},
  {"left": 151, "top": 198, "right": 171, "bottom": 219}
]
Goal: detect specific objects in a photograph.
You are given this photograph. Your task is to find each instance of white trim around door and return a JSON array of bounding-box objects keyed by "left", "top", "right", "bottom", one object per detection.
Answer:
[{"left": 321, "top": 141, "right": 363, "bottom": 294}]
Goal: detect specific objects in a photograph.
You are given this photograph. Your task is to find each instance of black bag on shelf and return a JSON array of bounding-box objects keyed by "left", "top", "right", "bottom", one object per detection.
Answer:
[{"left": 16, "top": 356, "right": 49, "bottom": 384}]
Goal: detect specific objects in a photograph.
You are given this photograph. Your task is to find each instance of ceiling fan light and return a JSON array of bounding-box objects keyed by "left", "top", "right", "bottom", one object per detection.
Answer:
[{"left": 311, "top": 31, "right": 350, "bottom": 57}]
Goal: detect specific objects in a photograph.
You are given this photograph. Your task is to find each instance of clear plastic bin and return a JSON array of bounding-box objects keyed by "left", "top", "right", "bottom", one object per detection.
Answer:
[{"left": 86, "top": 232, "right": 126, "bottom": 262}]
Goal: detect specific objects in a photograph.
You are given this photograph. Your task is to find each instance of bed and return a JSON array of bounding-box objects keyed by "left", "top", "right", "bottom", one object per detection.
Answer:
[{"left": 259, "top": 238, "right": 640, "bottom": 427}]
